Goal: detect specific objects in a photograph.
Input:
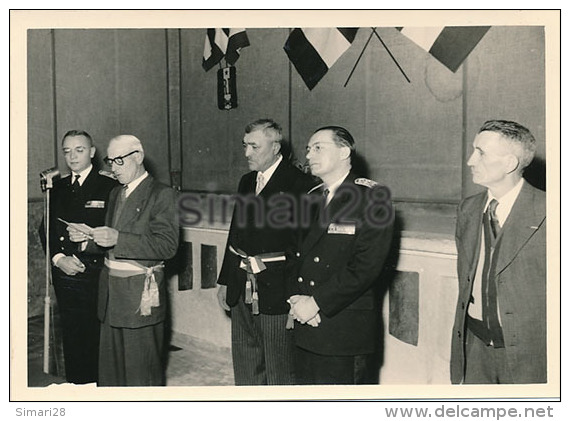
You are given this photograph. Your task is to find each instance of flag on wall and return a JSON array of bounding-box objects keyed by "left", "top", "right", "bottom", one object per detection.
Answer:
[
  {"left": 284, "top": 28, "right": 359, "bottom": 90},
  {"left": 397, "top": 26, "right": 491, "bottom": 72},
  {"left": 203, "top": 28, "right": 250, "bottom": 71}
]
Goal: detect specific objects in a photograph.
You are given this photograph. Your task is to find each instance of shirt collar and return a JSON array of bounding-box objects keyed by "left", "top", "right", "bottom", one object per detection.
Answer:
[
  {"left": 485, "top": 178, "right": 524, "bottom": 227},
  {"left": 325, "top": 170, "right": 350, "bottom": 199},
  {"left": 72, "top": 164, "right": 93, "bottom": 186},
  {"left": 125, "top": 171, "right": 149, "bottom": 197},
  {"left": 258, "top": 154, "right": 282, "bottom": 183}
]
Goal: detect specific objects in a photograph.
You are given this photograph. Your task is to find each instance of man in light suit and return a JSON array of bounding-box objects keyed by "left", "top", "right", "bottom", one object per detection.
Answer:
[
  {"left": 288, "top": 126, "right": 394, "bottom": 384},
  {"left": 217, "top": 119, "right": 315, "bottom": 385},
  {"left": 72, "top": 134, "right": 179, "bottom": 386},
  {"left": 451, "top": 120, "right": 546, "bottom": 384}
]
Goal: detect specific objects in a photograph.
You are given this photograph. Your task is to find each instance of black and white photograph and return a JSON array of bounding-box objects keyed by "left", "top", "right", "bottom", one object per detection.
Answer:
[{"left": 10, "top": 8, "right": 561, "bottom": 409}]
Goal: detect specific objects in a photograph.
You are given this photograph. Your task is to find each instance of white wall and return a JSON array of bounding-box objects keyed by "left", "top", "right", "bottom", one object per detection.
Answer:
[{"left": 168, "top": 228, "right": 458, "bottom": 384}]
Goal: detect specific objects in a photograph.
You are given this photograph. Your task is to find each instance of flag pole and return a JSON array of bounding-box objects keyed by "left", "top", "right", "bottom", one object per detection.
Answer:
[
  {"left": 343, "top": 28, "right": 375, "bottom": 88},
  {"left": 372, "top": 28, "right": 411, "bottom": 83}
]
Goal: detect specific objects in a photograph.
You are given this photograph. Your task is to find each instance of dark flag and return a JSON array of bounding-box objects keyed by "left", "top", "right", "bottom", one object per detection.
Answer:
[
  {"left": 284, "top": 27, "right": 358, "bottom": 90},
  {"left": 397, "top": 26, "right": 491, "bottom": 72},
  {"left": 203, "top": 28, "right": 250, "bottom": 71}
]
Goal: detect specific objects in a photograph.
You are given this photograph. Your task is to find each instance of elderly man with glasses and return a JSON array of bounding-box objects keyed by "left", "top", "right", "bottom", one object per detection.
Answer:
[{"left": 72, "top": 134, "right": 179, "bottom": 386}]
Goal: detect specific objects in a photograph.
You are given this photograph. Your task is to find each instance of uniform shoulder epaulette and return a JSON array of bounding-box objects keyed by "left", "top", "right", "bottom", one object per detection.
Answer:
[{"left": 354, "top": 178, "right": 378, "bottom": 188}]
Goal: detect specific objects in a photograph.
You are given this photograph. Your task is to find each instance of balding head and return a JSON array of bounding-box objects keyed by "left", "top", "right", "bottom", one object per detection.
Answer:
[{"left": 106, "top": 135, "right": 146, "bottom": 185}]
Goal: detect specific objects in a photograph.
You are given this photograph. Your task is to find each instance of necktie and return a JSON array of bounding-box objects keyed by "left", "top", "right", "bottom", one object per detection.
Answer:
[
  {"left": 481, "top": 198, "right": 504, "bottom": 348},
  {"left": 487, "top": 199, "right": 500, "bottom": 238},
  {"left": 71, "top": 174, "right": 80, "bottom": 192},
  {"left": 255, "top": 172, "right": 265, "bottom": 196},
  {"left": 112, "top": 185, "right": 128, "bottom": 227},
  {"left": 322, "top": 188, "right": 330, "bottom": 205}
]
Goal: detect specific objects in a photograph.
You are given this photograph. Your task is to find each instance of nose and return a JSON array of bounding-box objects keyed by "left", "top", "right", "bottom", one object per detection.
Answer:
[
  {"left": 305, "top": 147, "right": 313, "bottom": 160},
  {"left": 70, "top": 150, "right": 77, "bottom": 160},
  {"left": 244, "top": 146, "right": 253, "bottom": 158},
  {"left": 467, "top": 151, "right": 477, "bottom": 167}
]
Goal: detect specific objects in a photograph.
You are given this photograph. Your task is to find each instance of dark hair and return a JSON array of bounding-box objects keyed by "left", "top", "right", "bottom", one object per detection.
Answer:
[
  {"left": 478, "top": 120, "right": 536, "bottom": 169},
  {"left": 62, "top": 130, "right": 93, "bottom": 147},
  {"left": 313, "top": 125, "right": 356, "bottom": 156}
]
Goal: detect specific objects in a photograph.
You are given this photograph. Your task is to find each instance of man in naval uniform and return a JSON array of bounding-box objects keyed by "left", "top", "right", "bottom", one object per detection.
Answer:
[
  {"left": 42, "top": 129, "right": 118, "bottom": 384},
  {"left": 288, "top": 126, "right": 394, "bottom": 384}
]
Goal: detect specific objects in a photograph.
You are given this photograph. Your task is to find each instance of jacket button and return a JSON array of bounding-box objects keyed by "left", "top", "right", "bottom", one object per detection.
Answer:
[
  {"left": 296, "top": 252, "right": 301, "bottom": 257},
  {"left": 457, "top": 330, "right": 462, "bottom": 338},
  {"left": 297, "top": 277, "right": 303, "bottom": 283},
  {"left": 313, "top": 256, "right": 320, "bottom": 263},
  {"left": 461, "top": 302, "right": 465, "bottom": 309},
  {"left": 59, "top": 236, "right": 64, "bottom": 241},
  {"left": 309, "top": 281, "right": 315, "bottom": 287}
]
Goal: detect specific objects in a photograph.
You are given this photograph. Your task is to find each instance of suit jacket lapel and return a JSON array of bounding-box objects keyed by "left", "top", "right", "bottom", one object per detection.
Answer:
[
  {"left": 494, "top": 182, "right": 545, "bottom": 276},
  {"left": 257, "top": 159, "right": 288, "bottom": 197},
  {"left": 301, "top": 173, "right": 354, "bottom": 254},
  {"left": 458, "top": 192, "right": 487, "bottom": 280},
  {"left": 114, "top": 176, "right": 154, "bottom": 229}
]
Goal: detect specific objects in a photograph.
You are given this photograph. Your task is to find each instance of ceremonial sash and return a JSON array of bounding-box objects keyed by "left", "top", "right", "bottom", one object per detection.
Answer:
[
  {"left": 105, "top": 257, "right": 164, "bottom": 316},
  {"left": 229, "top": 245, "right": 286, "bottom": 315}
]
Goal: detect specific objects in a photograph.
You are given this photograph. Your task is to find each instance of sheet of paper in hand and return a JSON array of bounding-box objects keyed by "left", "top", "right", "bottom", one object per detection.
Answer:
[{"left": 57, "top": 218, "right": 94, "bottom": 239}]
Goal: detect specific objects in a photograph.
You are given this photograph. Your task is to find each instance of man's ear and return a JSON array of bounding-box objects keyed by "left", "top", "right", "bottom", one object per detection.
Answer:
[
  {"left": 339, "top": 145, "right": 351, "bottom": 161},
  {"left": 504, "top": 154, "right": 520, "bottom": 174},
  {"left": 273, "top": 141, "right": 282, "bottom": 156},
  {"left": 90, "top": 146, "right": 96, "bottom": 159}
]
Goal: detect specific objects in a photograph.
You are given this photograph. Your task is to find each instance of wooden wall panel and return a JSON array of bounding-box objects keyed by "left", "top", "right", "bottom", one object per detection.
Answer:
[
  {"left": 53, "top": 29, "right": 170, "bottom": 184},
  {"left": 180, "top": 28, "right": 290, "bottom": 193},
  {"left": 27, "top": 30, "right": 56, "bottom": 199},
  {"left": 291, "top": 28, "right": 464, "bottom": 203},
  {"left": 462, "top": 26, "right": 546, "bottom": 197}
]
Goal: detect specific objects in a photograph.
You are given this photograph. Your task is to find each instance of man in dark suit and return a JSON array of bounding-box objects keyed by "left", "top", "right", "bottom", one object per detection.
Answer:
[
  {"left": 72, "top": 134, "right": 179, "bottom": 386},
  {"left": 451, "top": 120, "right": 546, "bottom": 384},
  {"left": 288, "top": 126, "right": 394, "bottom": 384},
  {"left": 42, "top": 129, "right": 118, "bottom": 384},
  {"left": 217, "top": 118, "right": 315, "bottom": 385}
]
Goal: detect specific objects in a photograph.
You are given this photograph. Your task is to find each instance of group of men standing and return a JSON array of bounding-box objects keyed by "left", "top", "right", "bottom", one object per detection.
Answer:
[{"left": 43, "top": 116, "right": 546, "bottom": 387}]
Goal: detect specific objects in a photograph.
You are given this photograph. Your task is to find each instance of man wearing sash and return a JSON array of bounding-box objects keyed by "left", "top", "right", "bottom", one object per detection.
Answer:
[
  {"left": 451, "top": 120, "right": 546, "bottom": 384},
  {"left": 75, "top": 134, "right": 179, "bottom": 386},
  {"left": 217, "top": 119, "right": 315, "bottom": 385}
]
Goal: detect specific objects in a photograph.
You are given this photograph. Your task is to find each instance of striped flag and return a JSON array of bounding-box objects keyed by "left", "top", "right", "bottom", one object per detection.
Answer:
[
  {"left": 398, "top": 26, "right": 490, "bottom": 72},
  {"left": 284, "top": 28, "right": 359, "bottom": 90},
  {"left": 203, "top": 28, "right": 250, "bottom": 71}
]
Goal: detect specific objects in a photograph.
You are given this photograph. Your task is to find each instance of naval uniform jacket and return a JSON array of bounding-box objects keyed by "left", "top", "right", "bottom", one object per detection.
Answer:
[
  {"left": 96, "top": 176, "right": 180, "bottom": 329},
  {"left": 217, "top": 159, "right": 316, "bottom": 315},
  {"left": 450, "top": 181, "right": 546, "bottom": 383},
  {"left": 46, "top": 168, "right": 118, "bottom": 265},
  {"left": 289, "top": 172, "right": 394, "bottom": 356}
]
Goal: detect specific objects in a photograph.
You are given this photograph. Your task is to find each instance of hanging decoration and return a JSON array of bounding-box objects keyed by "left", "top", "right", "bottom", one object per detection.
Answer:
[{"left": 202, "top": 28, "right": 250, "bottom": 110}]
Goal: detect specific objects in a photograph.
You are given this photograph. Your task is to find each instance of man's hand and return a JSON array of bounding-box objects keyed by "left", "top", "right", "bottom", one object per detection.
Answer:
[
  {"left": 288, "top": 295, "right": 320, "bottom": 324},
  {"left": 306, "top": 313, "right": 321, "bottom": 327},
  {"left": 217, "top": 285, "right": 230, "bottom": 311},
  {"left": 56, "top": 255, "right": 86, "bottom": 276},
  {"left": 67, "top": 226, "right": 88, "bottom": 243},
  {"left": 92, "top": 226, "right": 119, "bottom": 247}
]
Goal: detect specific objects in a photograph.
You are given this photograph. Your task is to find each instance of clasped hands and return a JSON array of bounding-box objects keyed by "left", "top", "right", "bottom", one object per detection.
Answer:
[
  {"left": 288, "top": 295, "right": 321, "bottom": 327},
  {"left": 67, "top": 225, "right": 119, "bottom": 247}
]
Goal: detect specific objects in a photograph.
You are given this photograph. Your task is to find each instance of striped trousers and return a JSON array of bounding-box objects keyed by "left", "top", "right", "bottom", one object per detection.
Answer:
[{"left": 230, "top": 299, "right": 296, "bottom": 385}]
